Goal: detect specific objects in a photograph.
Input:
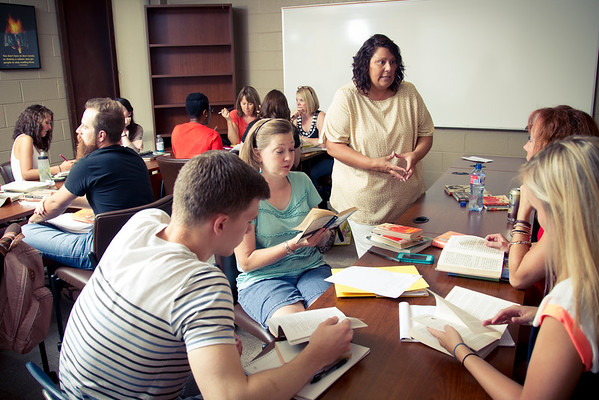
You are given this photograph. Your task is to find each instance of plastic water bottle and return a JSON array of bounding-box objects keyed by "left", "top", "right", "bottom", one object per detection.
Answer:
[
  {"left": 469, "top": 163, "right": 485, "bottom": 212},
  {"left": 37, "top": 152, "right": 52, "bottom": 183},
  {"left": 156, "top": 135, "right": 164, "bottom": 153}
]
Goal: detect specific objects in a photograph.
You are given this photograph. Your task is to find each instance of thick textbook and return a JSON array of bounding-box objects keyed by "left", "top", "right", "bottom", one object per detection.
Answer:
[
  {"left": 244, "top": 340, "right": 370, "bottom": 400},
  {"left": 371, "top": 223, "right": 423, "bottom": 240},
  {"left": 294, "top": 207, "right": 357, "bottom": 242},
  {"left": 267, "top": 307, "right": 367, "bottom": 346},
  {"left": 408, "top": 286, "right": 516, "bottom": 357},
  {"left": 435, "top": 235, "right": 504, "bottom": 280}
]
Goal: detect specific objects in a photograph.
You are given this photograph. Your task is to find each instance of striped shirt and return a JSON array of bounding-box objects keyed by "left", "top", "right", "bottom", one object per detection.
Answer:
[{"left": 59, "top": 209, "right": 236, "bottom": 399}]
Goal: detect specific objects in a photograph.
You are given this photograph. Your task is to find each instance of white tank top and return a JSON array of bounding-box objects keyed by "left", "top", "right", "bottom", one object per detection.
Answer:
[{"left": 11, "top": 135, "right": 40, "bottom": 182}]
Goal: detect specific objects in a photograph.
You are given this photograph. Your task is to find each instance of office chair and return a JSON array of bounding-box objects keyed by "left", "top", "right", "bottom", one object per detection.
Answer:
[
  {"left": 214, "top": 254, "right": 275, "bottom": 345},
  {"left": 155, "top": 155, "right": 189, "bottom": 196},
  {"left": 49, "top": 195, "right": 174, "bottom": 345},
  {"left": 0, "top": 161, "right": 14, "bottom": 184},
  {"left": 26, "top": 361, "right": 67, "bottom": 400}
]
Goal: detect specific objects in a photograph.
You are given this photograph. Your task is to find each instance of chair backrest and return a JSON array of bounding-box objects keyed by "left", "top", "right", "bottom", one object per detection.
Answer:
[
  {"left": 91, "top": 195, "right": 173, "bottom": 264},
  {"left": 0, "top": 161, "right": 15, "bottom": 184},
  {"left": 155, "top": 155, "right": 189, "bottom": 196},
  {"left": 26, "top": 361, "right": 67, "bottom": 400}
]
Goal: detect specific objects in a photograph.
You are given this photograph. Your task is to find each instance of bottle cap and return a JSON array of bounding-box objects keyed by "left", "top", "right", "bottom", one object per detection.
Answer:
[
  {"left": 460, "top": 201, "right": 467, "bottom": 207},
  {"left": 475, "top": 162, "right": 482, "bottom": 169}
]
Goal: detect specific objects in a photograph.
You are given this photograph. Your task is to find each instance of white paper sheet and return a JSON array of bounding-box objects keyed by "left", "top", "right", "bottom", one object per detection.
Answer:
[{"left": 325, "top": 266, "right": 421, "bottom": 298}]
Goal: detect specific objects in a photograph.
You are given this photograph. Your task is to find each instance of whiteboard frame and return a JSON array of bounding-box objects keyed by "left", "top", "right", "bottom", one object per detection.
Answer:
[{"left": 282, "top": 0, "right": 599, "bottom": 130}]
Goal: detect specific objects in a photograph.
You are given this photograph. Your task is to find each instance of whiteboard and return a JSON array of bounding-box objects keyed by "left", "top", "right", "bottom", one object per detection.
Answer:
[{"left": 282, "top": 0, "right": 599, "bottom": 130}]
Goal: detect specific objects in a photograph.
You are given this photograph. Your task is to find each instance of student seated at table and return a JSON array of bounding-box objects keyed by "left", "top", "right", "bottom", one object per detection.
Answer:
[
  {"left": 171, "top": 92, "right": 223, "bottom": 159},
  {"left": 236, "top": 118, "right": 336, "bottom": 334},
  {"left": 240, "top": 89, "right": 301, "bottom": 168},
  {"left": 59, "top": 151, "right": 353, "bottom": 399},
  {"left": 11, "top": 104, "right": 74, "bottom": 181},
  {"left": 221, "top": 85, "right": 260, "bottom": 145},
  {"left": 22, "top": 98, "right": 154, "bottom": 270},
  {"left": 430, "top": 136, "right": 599, "bottom": 399},
  {"left": 485, "top": 106, "right": 599, "bottom": 303},
  {"left": 292, "top": 85, "right": 333, "bottom": 203},
  {"left": 115, "top": 97, "right": 144, "bottom": 152}
]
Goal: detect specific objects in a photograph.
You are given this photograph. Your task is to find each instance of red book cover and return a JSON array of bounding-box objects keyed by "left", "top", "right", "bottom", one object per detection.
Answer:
[
  {"left": 483, "top": 195, "right": 509, "bottom": 206},
  {"left": 371, "top": 223, "right": 423, "bottom": 240}
]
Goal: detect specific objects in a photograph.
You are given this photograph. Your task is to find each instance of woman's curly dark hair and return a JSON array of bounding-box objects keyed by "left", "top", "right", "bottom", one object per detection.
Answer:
[
  {"left": 352, "top": 34, "right": 405, "bottom": 95},
  {"left": 12, "top": 104, "right": 53, "bottom": 151}
]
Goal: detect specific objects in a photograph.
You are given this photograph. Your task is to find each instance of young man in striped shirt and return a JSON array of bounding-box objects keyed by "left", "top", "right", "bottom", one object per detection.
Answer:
[{"left": 59, "top": 150, "right": 353, "bottom": 399}]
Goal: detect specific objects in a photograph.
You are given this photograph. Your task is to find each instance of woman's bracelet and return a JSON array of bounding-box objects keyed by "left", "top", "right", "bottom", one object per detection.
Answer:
[
  {"left": 508, "top": 240, "right": 531, "bottom": 249},
  {"left": 284, "top": 240, "right": 295, "bottom": 256},
  {"left": 58, "top": 165, "right": 61, "bottom": 172},
  {"left": 511, "top": 229, "right": 531, "bottom": 237},
  {"left": 514, "top": 219, "right": 531, "bottom": 228},
  {"left": 452, "top": 342, "right": 468, "bottom": 358},
  {"left": 461, "top": 352, "right": 479, "bottom": 367}
]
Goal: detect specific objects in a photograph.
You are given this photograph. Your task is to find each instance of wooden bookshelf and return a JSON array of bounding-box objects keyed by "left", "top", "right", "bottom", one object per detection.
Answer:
[{"left": 145, "top": 4, "right": 235, "bottom": 148}]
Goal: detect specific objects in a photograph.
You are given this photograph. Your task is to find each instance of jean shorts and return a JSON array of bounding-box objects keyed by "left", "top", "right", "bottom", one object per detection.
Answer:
[{"left": 237, "top": 264, "right": 332, "bottom": 329}]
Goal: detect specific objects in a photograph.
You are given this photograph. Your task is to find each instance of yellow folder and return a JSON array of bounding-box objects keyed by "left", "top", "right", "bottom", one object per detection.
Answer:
[{"left": 331, "top": 266, "right": 429, "bottom": 297}]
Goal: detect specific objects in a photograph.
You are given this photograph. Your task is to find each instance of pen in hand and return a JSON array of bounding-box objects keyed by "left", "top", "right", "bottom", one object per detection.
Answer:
[
  {"left": 59, "top": 154, "right": 68, "bottom": 162},
  {"left": 311, "top": 357, "right": 349, "bottom": 384}
]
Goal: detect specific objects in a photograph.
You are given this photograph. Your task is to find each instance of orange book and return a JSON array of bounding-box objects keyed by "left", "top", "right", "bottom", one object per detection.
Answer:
[
  {"left": 432, "top": 231, "right": 465, "bottom": 248},
  {"left": 72, "top": 208, "right": 95, "bottom": 224},
  {"left": 483, "top": 195, "right": 509, "bottom": 206},
  {"left": 371, "top": 223, "right": 423, "bottom": 240}
]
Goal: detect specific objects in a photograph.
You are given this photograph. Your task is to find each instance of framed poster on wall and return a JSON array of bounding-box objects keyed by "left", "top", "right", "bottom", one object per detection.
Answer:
[{"left": 0, "top": 3, "right": 41, "bottom": 69}]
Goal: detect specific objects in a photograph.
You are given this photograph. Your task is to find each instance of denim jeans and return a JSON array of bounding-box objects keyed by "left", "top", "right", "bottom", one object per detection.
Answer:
[{"left": 22, "top": 223, "right": 94, "bottom": 270}]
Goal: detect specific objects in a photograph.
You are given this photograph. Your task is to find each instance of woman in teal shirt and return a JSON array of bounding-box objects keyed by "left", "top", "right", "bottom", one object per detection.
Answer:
[{"left": 236, "top": 118, "right": 334, "bottom": 333}]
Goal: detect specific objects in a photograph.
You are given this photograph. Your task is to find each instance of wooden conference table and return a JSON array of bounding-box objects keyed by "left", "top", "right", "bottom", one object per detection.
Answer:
[
  {"left": 309, "top": 156, "right": 526, "bottom": 399},
  {"left": 0, "top": 158, "right": 161, "bottom": 226}
]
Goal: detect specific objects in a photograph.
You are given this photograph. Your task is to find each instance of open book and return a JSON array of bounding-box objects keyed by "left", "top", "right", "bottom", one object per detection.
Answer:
[
  {"left": 436, "top": 235, "right": 504, "bottom": 280},
  {"left": 244, "top": 340, "right": 370, "bottom": 400},
  {"left": 408, "top": 287, "right": 516, "bottom": 358},
  {"left": 293, "top": 207, "right": 357, "bottom": 242},
  {"left": 267, "top": 307, "right": 367, "bottom": 346}
]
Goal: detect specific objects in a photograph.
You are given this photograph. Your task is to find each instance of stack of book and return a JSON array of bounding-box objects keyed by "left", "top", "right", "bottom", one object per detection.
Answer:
[
  {"left": 366, "top": 223, "right": 432, "bottom": 253},
  {"left": 444, "top": 184, "right": 490, "bottom": 202}
]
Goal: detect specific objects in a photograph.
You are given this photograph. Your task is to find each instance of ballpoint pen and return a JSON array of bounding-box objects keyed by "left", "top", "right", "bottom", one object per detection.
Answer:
[
  {"left": 311, "top": 357, "right": 348, "bottom": 384},
  {"left": 59, "top": 154, "right": 68, "bottom": 162}
]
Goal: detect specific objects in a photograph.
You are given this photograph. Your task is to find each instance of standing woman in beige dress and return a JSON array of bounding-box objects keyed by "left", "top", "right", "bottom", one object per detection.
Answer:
[{"left": 324, "top": 34, "right": 434, "bottom": 257}]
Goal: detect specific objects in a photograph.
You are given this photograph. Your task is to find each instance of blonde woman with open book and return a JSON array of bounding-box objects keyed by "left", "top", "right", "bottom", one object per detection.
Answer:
[{"left": 429, "top": 136, "right": 599, "bottom": 398}]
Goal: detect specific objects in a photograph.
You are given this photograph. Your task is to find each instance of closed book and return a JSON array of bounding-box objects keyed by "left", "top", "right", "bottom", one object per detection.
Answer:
[
  {"left": 483, "top": 195, "right": 509, "bottom": 206},
  {"left": 371, "top": 223, "right": 423, "bottom": 240},
  {"left": 367, "top": 233, "right": 421, "bottom": 250}
]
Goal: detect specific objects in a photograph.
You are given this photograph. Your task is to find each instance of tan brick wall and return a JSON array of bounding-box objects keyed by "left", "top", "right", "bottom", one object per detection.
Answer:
[{"left": 0, "top": 0, "right": 73, "bottom": 180}]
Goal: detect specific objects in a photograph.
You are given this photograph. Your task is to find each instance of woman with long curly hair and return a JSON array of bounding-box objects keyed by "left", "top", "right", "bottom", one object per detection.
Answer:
[
  {"left": 324, "top": 34, "right": 434, "bottom": 257},
  {"left": 11, "top": 104, "right": 73, "bottom": 181}
]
